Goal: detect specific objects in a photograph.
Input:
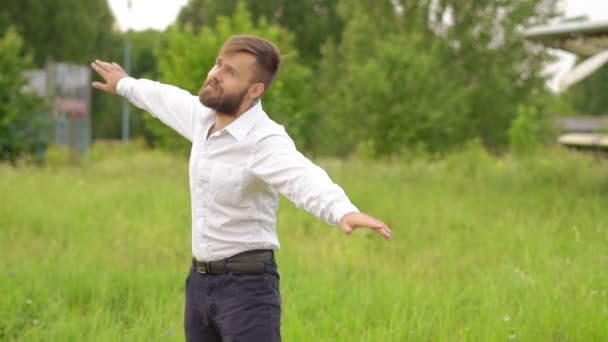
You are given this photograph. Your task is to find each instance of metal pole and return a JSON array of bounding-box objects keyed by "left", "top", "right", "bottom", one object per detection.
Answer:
[{"left": 121, "top": 0, "right": 132, "bottom": 143}]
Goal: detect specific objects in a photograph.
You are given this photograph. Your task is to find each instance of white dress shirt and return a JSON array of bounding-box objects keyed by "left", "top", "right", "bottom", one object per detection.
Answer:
[{"left": 117, "top": 77, "right": 359, "bottom": 261}]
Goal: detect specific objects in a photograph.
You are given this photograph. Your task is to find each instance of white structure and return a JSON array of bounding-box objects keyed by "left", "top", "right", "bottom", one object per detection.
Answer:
[{"left": 525, "top": 20, "right": 608, "bottom": 150}]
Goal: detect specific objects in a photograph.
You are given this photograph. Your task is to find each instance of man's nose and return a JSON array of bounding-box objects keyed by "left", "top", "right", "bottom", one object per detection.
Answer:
[
  {"left": 205, "top": 74, "right": 217, "bottom": 87},
  {"left": 208, "top": 68, "right": 222, "bottom": 81}
]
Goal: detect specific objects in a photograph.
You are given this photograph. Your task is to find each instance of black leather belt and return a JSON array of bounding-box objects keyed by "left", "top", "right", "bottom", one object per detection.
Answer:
[{"left": 192, "top": 250, "right": 274, "bottom": 274}]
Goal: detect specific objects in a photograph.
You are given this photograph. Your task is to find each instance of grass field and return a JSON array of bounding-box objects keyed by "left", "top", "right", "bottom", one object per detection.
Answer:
[{"left": 1, "top": 146, "right": 607, "bottom": 341}]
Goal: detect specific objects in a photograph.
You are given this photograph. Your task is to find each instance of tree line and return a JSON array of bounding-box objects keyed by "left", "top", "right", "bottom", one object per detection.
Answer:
[{"left": 1, "top": 0, "right": 604, "bottom": 163}]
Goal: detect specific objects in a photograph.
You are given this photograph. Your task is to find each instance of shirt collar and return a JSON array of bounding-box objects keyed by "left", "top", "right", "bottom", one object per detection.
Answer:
[{"left": 223, "top": 100, "right": 265, "bottom": 141}]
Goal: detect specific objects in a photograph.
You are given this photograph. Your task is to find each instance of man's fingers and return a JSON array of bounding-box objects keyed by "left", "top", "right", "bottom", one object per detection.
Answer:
[
  {"left": 92, "top": 60, "right": 109, "bottom": 72},
  {"left": 343, "top": 224, "right": 392, "bottom": 240},
  {"left": 363, "top": 221, "right": 392, "bottom": 240},
  {"left": 90, "top": 59, "right": 127, "bottom": 95},
  {"left": 91, "top": 81, "right": 114, "bottom": 94},
  {"left": 381, "top": 224, "right": 392, "bottom": 235},
  {"left": 339, "top": 212, "right": 392, "bottom": 240},
  {"left": 340, "top": 222, "right": 353, "bottom": 235},
  {"left": 91, "top": 81, "right": 104, "bottom": 89},
  {"left": 91, "top": 61, "right": 110, "bottom": 81},
  {"left": 90, "top": 61, "right": 103, "bottom": 74},
  {"left": 366, "top": 220, "right": 392, "bottom": 240},
  {"left": 91, "top": 60, "right": 121, "bottom": 76},
  {"left": 112, "top": 62, "right": 126, "bottom": 73},
  {"left": 361, "top": 217, "right": 386, "bottom": 230},
  {"left": 340, "top": 221, "right": 392, "bottom": 240},
  {"left": 378, "top": 226, "right": 392, "bottom": 240},
  {"left": 95, "top": 60, "right": 113, "bottom": 70}
]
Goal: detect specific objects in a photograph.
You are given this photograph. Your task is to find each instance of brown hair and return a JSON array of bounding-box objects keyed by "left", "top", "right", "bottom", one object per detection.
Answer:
[{"left": 219, "top": 35, "right": 281, "bottom": 93}]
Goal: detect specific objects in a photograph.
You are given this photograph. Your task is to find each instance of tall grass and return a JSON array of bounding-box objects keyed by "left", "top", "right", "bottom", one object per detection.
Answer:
[{"left": 1, "top": 145, "right": 607, "bottom": 341}]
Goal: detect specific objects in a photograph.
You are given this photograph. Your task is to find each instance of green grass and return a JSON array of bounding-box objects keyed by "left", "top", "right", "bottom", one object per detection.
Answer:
[{"left": 1, "top": 146, "right": 607, "bottom": 341}]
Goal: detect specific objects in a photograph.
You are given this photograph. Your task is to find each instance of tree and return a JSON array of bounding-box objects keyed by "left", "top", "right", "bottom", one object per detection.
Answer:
[
  {"left": 0, "top": 0, "right": 129, "bottom": 141},
  {"left": 314, "top": 0, "right": 559, "bottom": 157},
  {"left": 315, "top": 1, "right": 472, "bottom": 156},
  {"left": 0, "top": 0, "right": 119, "bottom": 67},
  {"left": 176, "top": 0, "right": 343, "bottom": 67},
  {"left": 564, "top": 65, "right": 608, "bottom": 116},
  {"left": 146, "top": 1, "right": 313, "bottom": 154},
  {"left": 92, "top": 29, "right": 165, "bottom": 141},
  {"left": 433, "top": 0, "right": 560, "bottom": 150},
  {"left": 0, "top": 28, "right": 50, "bottom": 164}
]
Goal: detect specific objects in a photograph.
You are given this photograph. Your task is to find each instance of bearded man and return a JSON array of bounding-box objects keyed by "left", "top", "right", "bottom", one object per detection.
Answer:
[{"left": 91, "top": 34, "right": 392, "bottom": 342}]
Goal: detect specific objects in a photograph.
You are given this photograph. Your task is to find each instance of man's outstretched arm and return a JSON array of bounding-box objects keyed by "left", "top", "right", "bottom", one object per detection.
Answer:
[
  {"left": 90, "top": 60, "right": 205, "bottom": 142},
  {"left": 248, "top": 133, "right": 392, "bottom": 241}
]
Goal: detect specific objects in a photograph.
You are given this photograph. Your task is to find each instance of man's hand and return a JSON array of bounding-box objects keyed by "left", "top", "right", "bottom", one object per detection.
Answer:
[
  {"left": 339, "top": 212, "right": 392, "bottom": 240},
  {"left": 90, "top": 60, "right": 128, "bottom": 95}
]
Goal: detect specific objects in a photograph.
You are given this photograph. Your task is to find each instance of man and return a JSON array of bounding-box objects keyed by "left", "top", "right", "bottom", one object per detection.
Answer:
[{"left": 91, "top": 34, "right": 391, "bottom": 341}]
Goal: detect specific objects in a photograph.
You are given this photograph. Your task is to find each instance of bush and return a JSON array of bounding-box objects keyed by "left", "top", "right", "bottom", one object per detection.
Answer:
[
  {"left": 89, "top": 138, "right": 149, "bottom": 161},
  {"left": 509, "top": 105, "right": 542, "bottom": 157},
  {"left": 315, "top": 16, "right": 472, "bottom": 158},
  {"left": 0, "top": 27, "right": 50, "bottom": 164},
  {"left": 44, "top": 145, "right": 73, "bottom": 167}
]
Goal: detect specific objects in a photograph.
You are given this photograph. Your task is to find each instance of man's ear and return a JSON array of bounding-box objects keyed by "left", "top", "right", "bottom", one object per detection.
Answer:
[{"left": 249, "top": 83, "right": 265, "bottom": 99}]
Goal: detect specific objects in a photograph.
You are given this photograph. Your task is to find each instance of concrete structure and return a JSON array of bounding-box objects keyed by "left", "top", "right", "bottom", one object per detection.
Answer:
[{"left": 525, "top": 20, "right": 608, "bottom": 149}]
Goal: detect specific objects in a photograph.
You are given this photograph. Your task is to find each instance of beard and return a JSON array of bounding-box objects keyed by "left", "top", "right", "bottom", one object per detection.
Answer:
[{"left": 198, "top": 80, "right": 248, "bottom": 116}]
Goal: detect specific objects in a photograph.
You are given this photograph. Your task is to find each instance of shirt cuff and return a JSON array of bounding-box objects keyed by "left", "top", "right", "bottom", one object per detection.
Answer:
[
  {"left": 331, "top": 203, "right": 360, "bottom": 227},
  {"left": 116, "top": 76, "right": 136, "bottom": 96}
]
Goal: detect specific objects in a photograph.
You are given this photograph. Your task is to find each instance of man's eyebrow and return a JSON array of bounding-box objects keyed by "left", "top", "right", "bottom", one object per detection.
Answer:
[{"left": 218, "top": 57, "right": 239, "bottom": 76}]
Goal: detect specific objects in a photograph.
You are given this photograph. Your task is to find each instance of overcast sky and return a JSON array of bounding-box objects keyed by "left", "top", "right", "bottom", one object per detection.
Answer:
[
  {"left": 108, "top": 0, "right": 608, "bottom": 91},
  {"left": 108, "top": 0, "right": 608, "bottom": 31}
]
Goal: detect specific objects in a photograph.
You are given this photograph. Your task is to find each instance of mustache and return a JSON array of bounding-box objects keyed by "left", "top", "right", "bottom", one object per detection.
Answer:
[{"left": 205, "top": 79, "right": 220, "bottom": 89}]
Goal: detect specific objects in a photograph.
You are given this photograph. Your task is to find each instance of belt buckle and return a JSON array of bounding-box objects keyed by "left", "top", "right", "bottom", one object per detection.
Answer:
[{"left": 196, "top": 260, "right": 211, "bottom": 274}]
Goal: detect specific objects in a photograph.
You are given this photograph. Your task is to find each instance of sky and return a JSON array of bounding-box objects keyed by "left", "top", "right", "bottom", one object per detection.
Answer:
[
  {"left": 108, "top": 0, "right": 608, "bottom": 91},
  {"left": 108, "top": 0, "right": 189, "bottom": 32}
]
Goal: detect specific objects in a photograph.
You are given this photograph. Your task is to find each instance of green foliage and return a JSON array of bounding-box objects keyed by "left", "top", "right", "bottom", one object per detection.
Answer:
[
  {"left": 0, "top": 0, "right": 127, "bottom": 142},
  {"left": 538, "top": 92, "right": 577, "bottom": 117},
  {"left": 89, "top": 138, "right": 149, "bottom": 162},
  {"left": 0, "top": 28, "right": 50, "bottom": 164},
  {"left": 128, "top": 30, "right": 164, "bottom": 81},
  {"left": 43, "top": 145, "right": 73, "bottom": 167},
  {"left": 509, "top": 105, "right": 543, "bottom": 156},
  {"left": 115, "top": 30, "right": 166, "bottom": 143},
  {"left": 91, "top": 28, "right": 162, "bottom": 140},
  {"left": 444, "top": 137, "right": 493, "bottom": 175},
  {"left": 2, "top": 150, "right": 607, "bottom": 340},
  {"left": 564, "top": 64, "right": 608, "bottom": 116},
  {"left": 316, "top": 3, "right": 472, "bottom": 157},
  {"left": 0, "top": 0, "right": 119, "bottom": 67},
  {"left": 314, "top": 0, "right": 558, "bottom": 158},
  {"left": 148, "top": 1, "right": 313, "bottom": 154},
  {"left": 175, "top": 0, "right": 343, "bottom": 67},
  {"left": 432, "top": 0, "right": 559, "bottom": 150}
]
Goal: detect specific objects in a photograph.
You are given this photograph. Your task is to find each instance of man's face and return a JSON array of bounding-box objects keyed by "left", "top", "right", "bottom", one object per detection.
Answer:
[{"left": 199, "top": 52, "right": 258, "bottom": 116}]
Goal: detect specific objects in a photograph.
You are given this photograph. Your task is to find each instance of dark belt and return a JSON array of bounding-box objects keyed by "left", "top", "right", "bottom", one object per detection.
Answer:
[{"left": 192, "top": 249, "right": 274, "bottom": 274}]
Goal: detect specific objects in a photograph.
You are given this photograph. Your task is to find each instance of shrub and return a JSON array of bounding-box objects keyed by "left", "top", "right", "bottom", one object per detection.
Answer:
[
  {"left": 0, "top": 27, "right": 50, "bottom": 164},
  {"left": 509, "top": 105, "right": 542, "bottom": 157}
]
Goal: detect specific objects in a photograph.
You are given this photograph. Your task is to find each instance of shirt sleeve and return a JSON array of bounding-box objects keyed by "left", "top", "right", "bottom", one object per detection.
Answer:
[
  {"left": 247, "top": 134, "right": 359, "bottom": 226},
  {"left": 117, "top": 77, "right": 206, "bottom": 142}
]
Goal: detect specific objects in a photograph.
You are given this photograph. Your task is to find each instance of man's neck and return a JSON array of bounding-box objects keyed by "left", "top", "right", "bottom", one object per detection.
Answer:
[
  {"left": 212, "top": 114, "right": 237, "bottom": 133},
  {"left": 209, "top": 99, "right": 257, "bottom": 135}
]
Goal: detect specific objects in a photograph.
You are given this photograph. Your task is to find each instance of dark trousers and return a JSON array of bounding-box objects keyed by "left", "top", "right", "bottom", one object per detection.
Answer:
[{"left": 184, "top": 259, "right": 281, "bottom": 341}]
